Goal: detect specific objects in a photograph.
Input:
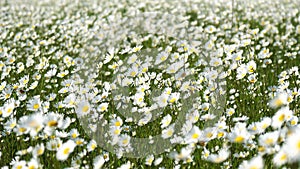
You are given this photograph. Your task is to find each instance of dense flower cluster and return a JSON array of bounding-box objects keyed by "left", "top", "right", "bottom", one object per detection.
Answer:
[{"left": 0, "top": 0, "right": 300, "bottom": 168}]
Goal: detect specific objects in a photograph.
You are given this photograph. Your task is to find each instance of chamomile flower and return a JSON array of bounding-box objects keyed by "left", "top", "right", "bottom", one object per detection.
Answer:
[
  {"left": 20, "top": 113, "right": 44, "bottom": 137},
  {"left": 87, "top": 140, "right": 97, "bottom": 152},
  {"left": 12, "top": 161, "right": 26, "bottom": 169},
  {"left": 168, "top": 92, "right": 180, "bottom": 103},
  {"left": 56, "top": 140, "right": 76, "bottom": 161},
  {"left": 2, "top": 99, "right": 15, "bottom": 118},
  {"left": 162, "top": 124, "right": 175, "bottom": 139},
  {"left": 93, "top": 155, "right": 105, "bottom": 169},
  {"left": 185, "top": 126, "right": 202, "bottom": 143},
  {"left": 27, "top": 96, "right": 42, "bottom": 111},
  {"left": 145, "top": 154, "right": 154, "bottom": 166},
  {"left": 207, "top": 148, "right": 230, "bottom": 163},
  {"left": 272, "top": 106, "right": 293, "bottom": 128},
  {"left": 132, "top": 45, "right": 143, "bottom": 53},
  {"left": 236, "top": 65, "right": 247, "bottom": 80},
  {"left": 155, "top": 51, "right": 169, "bottom": 65},
  {"left": 46, "top": 138, "right": 62, "bottom": 151},
  {"left": 170, "top": 146, "right": 193, "bottom": 161},
  {"left": 228, "top": 123, "right": 251, "bottom": 144},
  {"left": 155, "top": 93, "right": 169, "bottom": 108},
  {"left": 32, "top": 144, "right": 45, "bottom": 157},
  {"left": 239, "top": 155, "right": 264, "bottom": 169},
  {"left": 97, "top": 102, "right": 109, "bottom": 112},
  {"left": 76, "top": 100, "right": 91, "bottom": 117},
  {"left": 111, "top": 117, "right": 123, "bottom": 127},
  {"left": 126, "top": 54, "right": 138, "bottom": 65},
  {"left": 27, "top": 158, "right": 39, "bottom": 169},
  {"left": 110, "top": 126, "right": 122, "bottom": 136},
  {"left": 258, "top": 131, "right": 279, "bottom": 147},
  {"left": 269, "top": 92, "right": 288, "bottom": 108},
  {"left": 118, "top": 134, "right": 131, "bottom": 147},
  {"left": 161, "top": 114, "right": 172, "bottom": 128}
]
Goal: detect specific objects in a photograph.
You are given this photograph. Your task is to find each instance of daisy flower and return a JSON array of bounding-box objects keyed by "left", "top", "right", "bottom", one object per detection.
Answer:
[
  {"left": 32, "top": 144, "right": 45, "bottom": 157},
  {"left": 258, "top": 131, "right": 279, "bottom": 147},
  {"left": 168, "top": 92, "right": 180, "bottom": 103},
  {"left": 27, "top": 96, "right": 42, "bottom": 111},
  {"left": 145, "top": 154, "right": 154, "bottom": 166},
  {"left": 87, "top": 140, "right": 97, "bottom": 152},
  {"left": 160, "top": 114, "right": 172, "bottom": 128},
  {"left": 56, "top": 140, "right": 76, "bottom": 161},
  {"left": 76, "top": 100, "right": 91, "bottom": 117},
  {"left": 97, "top": 102, "right": 109, "bottom": 112},
  {"left": 93, "top": 155, "right": 105, "bottom": 169},
  {"left": 155, "top": 51, "right": 169, "bottom": 65},
  {"left": 272, "top": 106, "right": 293, "bottom": 128},
  {"left": 269, "top": 92, "right": 288, "bottom": 108},
  {"left": 2, "top": 99, "right": 15, "bottom": 118},
  {"left": 110, "top": 117, "right": 123, "bottom": 128},
  {"left": 118, "top": 134, "right": 131, "bottom": 147},
  {"left": 184, "top": 126, "right": 202, "bottom": 143},
  {"left": 162, "top": 124, "right": 175, "bottom": 139},
  {"left": 207, "top": 148, "right": 230, "bottom": 163},
  {"left": 155, "top": 93, "right": 169, "bottom": 108},
  {"left": 239, "top": 156, "right": 264, "bottom": 169},
  {"left": 273, "top": 149, "right": 288, "bottom": 166}
]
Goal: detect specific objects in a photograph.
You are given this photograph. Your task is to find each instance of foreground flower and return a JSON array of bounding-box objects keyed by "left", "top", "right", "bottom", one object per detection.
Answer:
[
  {"left": 76, "top": 100, "right": 91, "bottom": 117},
  {"left": 56, "top": 140, "right": 76, "bottom": 161},
  {"left": 239, "top": 156, "right": 264, "bottom": 169},
  {"left": 269, "top": 92, "right": 288, "bottom": 108}
]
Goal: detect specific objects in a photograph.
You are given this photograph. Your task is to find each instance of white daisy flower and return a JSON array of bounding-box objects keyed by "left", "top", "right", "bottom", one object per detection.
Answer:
[
  {"left": 269, "top": 92, "right": 288, "bottom": 108},
  {"left": 76, "top": 100, "right": 91, "bottom": 117},
  {"left": 162, "top": 124, "right": 175, "bottom": 139},
  {"left": 239, "top": 155, "right": 264, "bottom": 169},
  {"left": 161, "top": 114, "right": 172, "bottom": 128},
  {"left": 56, "top": 140, "right": 76, "bottom": 161}
]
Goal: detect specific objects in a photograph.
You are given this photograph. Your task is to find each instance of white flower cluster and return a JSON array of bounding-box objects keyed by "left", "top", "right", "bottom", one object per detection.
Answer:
[{"left": 0, "top": 0, "right": 300, "bottom": 168}]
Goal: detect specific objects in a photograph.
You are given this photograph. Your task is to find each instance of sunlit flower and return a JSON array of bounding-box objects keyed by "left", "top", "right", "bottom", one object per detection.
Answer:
[
  {"left": 239, "top": 155, "right": 264, "bottom": 169},
  {"left": 56, "top": 140, "right": 76, "bottom": 161},
  {"left": 76, "top": 100, "right": 91, "bottom": 117},
  {"left": 269, "top": 92, "right": 288, "bottom": 108}
]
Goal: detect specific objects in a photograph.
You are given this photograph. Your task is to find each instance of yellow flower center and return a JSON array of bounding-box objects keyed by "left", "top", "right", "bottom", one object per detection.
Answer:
[
  {"left": 275, "top": 99, "right": 283, "bottom": 107},
  {"left": 82, "top": 105, "right": 89, "bottom": 113},
  {"left": 48, "top": 120, "right": 58, "bottom": 127},
  {"left": 167, "top": 130, "right": 173, "bottom": 136},
  {"left": 297, "top": 140, "right": 300, "bottom": 150},
  {"left": 265, "top": 138, "right": 274, "bottom": 145},
  {"left": 76, "top": 140, "right": 83, "bottom": 145},
  {"left": 19, "top": 127, "right": 26, "bottom": 133},
  {"left": 206, "top": 132, "right": 213, "bottom": 138},
  {"left": 192, "top": 133, "right": 199, "bottom": 139},
  {"left": 122, "top": 139, "right": 129, "bottom": 145},
  {"left": 28, "top": 166, "right": 35, "bottom": 169},
  {"left": 7, "top": 108, "right": 13, "bottom": 114},
  {"left": 33, "top": 104, "right": 39, "bottom": 110},
  {"left": 63, "top": 148, "right": 70, "bottom": 155},
  {"left": 218, "top": 132, "right": 224, "bottom": 138},
  {"left": 115, "top": 121, "right": 121, "bottom": 127},
  {"left": 278, "top": 114, "right": 285, "bottom": 122},
  {"left": 72, "top": 133, "right": 77, "bottom": 138},
  {"left": 280, "top": 154, "right": 287, "bottom": 161},
  {"left": 169, "top": 98, "right": 177, "bottom": 103},
  {"left": 235, "top": 136, "right": 244, "bottom": 143},
  {"left": 37, "top": 148, "right": 43, "bottom": 155}
]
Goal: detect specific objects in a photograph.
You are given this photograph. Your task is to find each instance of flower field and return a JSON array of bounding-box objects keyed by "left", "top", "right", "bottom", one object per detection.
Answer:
[{"left": 1, "top": 0, "right": 300, "bottom": 168}]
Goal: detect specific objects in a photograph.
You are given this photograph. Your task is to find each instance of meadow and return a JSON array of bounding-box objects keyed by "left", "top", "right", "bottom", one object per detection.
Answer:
[{"left": 0, "top": 0, "right": 300, "bottom": 168}]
